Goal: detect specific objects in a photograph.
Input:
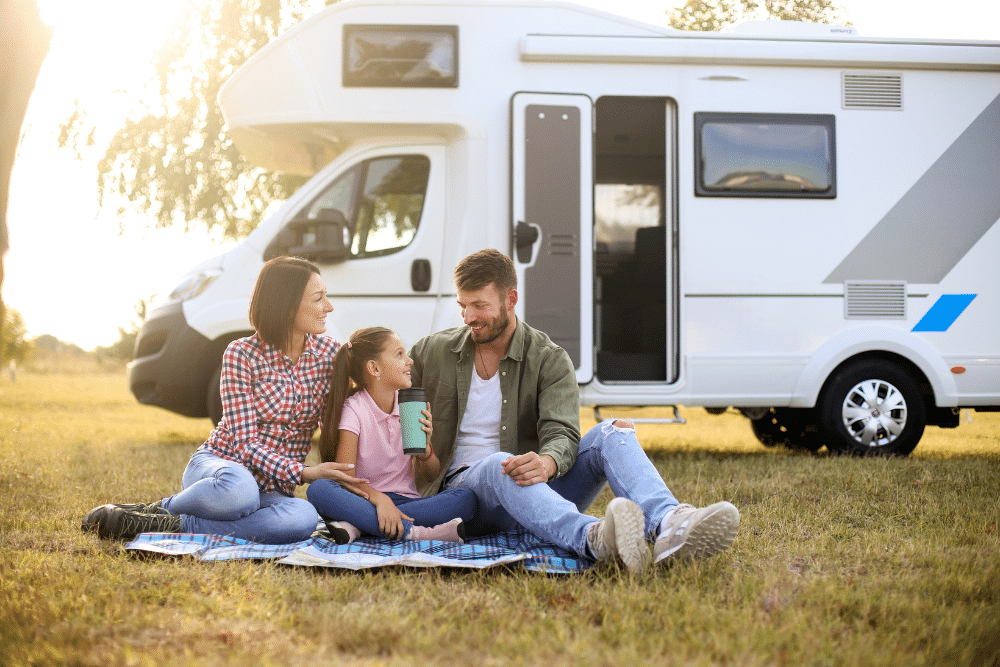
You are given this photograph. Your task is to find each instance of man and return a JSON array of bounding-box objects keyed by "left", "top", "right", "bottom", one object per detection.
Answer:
[{"left": 410, "top": 249, "right": 739, "bottom": 573}]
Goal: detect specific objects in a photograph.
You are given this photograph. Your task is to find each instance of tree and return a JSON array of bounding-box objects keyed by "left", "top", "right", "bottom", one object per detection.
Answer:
[
  {"left": 667, "top": 0, "right": 851, "bottom": 32},
  {"left": 60, "top": 0, "right": 335, "bottom": 240},
  {"left": 1, "top": 306, "right": 32, "bottom": 365},
  {"left": 93, "top": 298, "right": 148, "bottom": 363},
  {"left": 2, "top": 0, "right": 52, "bottom": 342}
]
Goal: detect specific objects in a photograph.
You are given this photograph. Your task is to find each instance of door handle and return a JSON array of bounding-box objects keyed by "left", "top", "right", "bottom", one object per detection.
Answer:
[
  {"left": 514, "top": 221, "right": 540, "bottom": 264},
  {"left": 411, "top": 258, "right": 432, "bottom": 292}
]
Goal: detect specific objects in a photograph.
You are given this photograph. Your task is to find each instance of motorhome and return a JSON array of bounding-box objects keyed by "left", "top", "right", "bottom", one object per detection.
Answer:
[{"left": 127, "top": 0, "right": 1000, "bottom": 456}]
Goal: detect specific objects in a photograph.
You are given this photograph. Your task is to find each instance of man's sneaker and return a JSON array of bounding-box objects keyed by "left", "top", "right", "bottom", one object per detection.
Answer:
[
  {"left": 586, "top": 497, "right": 651, "bottom": 574},
  {"left": 81, "top": 504, "right": 182, "bottom": 540},
  {"left": 653, "top": 502, "right": 740, "bottom": 564}
]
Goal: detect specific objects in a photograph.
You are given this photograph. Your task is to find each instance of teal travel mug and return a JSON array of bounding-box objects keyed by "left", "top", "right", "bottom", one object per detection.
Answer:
[{"left": 398, "top": 387, "right": 428, "bottom": 455}]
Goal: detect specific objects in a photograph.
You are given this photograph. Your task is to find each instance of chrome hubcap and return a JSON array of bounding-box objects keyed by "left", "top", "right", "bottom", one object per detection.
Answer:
[{"left": 841, "top": 379, "right": 907, "bottom": 447}]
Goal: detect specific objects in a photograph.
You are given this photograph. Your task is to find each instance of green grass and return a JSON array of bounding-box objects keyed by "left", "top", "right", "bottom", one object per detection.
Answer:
[{"left": 1, "top": 372, "right": 999, "bottom": 666}]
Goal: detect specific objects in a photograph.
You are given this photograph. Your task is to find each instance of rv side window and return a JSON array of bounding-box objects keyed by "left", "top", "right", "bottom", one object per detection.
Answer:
[{"left": 695, "top": 113, "right": 836, "bottom": 198}]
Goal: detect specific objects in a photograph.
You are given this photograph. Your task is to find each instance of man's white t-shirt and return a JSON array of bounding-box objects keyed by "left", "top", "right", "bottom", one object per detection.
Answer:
[{"left": 448, "top": 368, "right": 502, "bottom": 475}]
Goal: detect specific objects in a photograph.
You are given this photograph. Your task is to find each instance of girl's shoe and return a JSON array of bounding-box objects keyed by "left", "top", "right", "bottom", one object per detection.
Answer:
[
  {"left": 407, "top": 518, "right": 466, "bottom": 543},
  {"left": 323, "top": 520, "right": 360, "bottom": 544}
]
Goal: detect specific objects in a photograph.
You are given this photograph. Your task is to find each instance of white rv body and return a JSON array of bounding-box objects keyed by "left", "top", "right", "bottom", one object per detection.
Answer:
[{"left": 129, "top": 0, "right": 1000, "bottom": 455}]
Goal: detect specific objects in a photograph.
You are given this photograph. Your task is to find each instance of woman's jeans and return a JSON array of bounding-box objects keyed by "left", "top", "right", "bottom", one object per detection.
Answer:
[
  {"left": 307, "top": 480, "right": 477, "bottom": 539},
  {"left": 446, "top": 421, "right": 679, "bottom": 558},
  {"left": 159, "top": 450, "right": 318, "bottom": 544}
]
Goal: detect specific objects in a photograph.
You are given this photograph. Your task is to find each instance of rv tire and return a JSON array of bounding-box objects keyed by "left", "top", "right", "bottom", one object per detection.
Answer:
[
  {"left": 818, "top": 359, "right": 925, "bottom": 457},
  {"left": 207, "top": 365, "right": 223, "bottom": 426},
  {"left": 749, "top": 408, "right": 824, "bottom": 452}
]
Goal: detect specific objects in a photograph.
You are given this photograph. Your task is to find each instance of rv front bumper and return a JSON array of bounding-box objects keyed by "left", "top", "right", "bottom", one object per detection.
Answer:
[{"left": 127, "top": 301, "right": 215, "bottom": 419}]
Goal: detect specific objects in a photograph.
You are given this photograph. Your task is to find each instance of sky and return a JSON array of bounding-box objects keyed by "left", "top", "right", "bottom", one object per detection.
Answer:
[{"left": 6, "top": 0, "right": 1000, "bottom": 350}]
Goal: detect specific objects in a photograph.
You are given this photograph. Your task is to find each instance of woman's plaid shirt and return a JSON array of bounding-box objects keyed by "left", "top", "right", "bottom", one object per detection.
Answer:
[{"left": 199, "top": 333, "right": 339, "bottom": 496}]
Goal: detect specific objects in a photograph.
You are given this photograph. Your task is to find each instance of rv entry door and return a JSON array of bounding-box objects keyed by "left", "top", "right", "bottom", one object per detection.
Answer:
[{"left": 511, "top": 93, "right": 594, "bottom": 384}]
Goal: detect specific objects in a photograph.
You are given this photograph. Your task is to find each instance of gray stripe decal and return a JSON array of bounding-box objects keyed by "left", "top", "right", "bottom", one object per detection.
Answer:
[{"left": 824, "top": 93, "right": 1000, "bottom": 285}]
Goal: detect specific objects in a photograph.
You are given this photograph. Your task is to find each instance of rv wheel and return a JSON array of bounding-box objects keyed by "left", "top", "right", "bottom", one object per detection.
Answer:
[
  {"left": 818, "top": 360, "right": 925, "bottom": 457},
  {"left": 749, "top": 408, "right": 824, "bottom": 452},
  {"left": 207, "top": 365, "right": 223, "bottom": 426}
]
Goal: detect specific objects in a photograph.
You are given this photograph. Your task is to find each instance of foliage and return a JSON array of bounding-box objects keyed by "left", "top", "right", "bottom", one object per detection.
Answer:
[
  {"left": 1, "top": 377, "right": 999, "bottom": 666},
  {"left": 59, "top": 0, "right": 337, "bottom": 240},
  {"left": 667, "top": 0, "right": 852, "bottom": 31},
  {"left": 92, "top": 298, "right": 148, "bottom": 363},
  {"left": 0, "top": 307, "right": 32, "bottom": 364}
]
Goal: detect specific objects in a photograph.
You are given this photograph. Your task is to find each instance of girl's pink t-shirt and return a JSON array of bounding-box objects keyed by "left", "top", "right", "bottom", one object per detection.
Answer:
[{"left": 339, "top": 389, "right": 419, "bottom": 498}]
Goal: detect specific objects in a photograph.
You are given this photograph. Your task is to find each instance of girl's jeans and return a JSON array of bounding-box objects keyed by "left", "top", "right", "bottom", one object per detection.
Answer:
[
  {"left": 159, "top": 450, "right": 318, "bottom": 544},
  {"left": 446, "top": 421, "right": 679, "bottom": 558},
  {"left": 306, "top": 480, "right": 477, "bottom": 539}
]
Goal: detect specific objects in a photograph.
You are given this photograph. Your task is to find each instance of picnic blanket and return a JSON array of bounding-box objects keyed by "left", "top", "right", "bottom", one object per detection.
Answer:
[{"left": 124, "top": 528, "right": 591, "bottom": 574}]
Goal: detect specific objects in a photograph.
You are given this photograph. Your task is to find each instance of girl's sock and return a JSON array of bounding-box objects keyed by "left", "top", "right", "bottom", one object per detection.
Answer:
[
  {"left": 324, "top": 520, "right": 361, "bottom": 544},
  {"left": 407, "top": 518, "right": 466, "bottom": 543}
]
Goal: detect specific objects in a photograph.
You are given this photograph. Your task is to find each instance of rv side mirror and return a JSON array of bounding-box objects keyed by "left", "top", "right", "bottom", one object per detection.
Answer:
[
  {"left": 264, "top": 227, "right": 298, "bottom": 261},
  {"left": 288, "top": 208, "right": 351, "bottom": 264}
]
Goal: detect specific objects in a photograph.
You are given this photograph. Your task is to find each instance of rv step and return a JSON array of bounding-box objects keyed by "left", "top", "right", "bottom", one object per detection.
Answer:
[{"left": 593, "top": 406, "right": 686, "bottom": 425}]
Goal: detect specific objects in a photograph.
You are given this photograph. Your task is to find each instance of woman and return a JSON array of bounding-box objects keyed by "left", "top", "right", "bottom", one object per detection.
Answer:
[{"left": 82, "top": 256, "right": 368, "bottom": 544}]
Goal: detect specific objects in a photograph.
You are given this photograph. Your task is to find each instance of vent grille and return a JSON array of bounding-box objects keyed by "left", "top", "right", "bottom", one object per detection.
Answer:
[
  {"left": 548, "top": 233, "right": 578, "bottom": 256},
  {"left": 842, "top": 74, "right": 903, "bottom": 110},
  {"left": 844, "top": 281, "right": 907, "bottom": 319}
]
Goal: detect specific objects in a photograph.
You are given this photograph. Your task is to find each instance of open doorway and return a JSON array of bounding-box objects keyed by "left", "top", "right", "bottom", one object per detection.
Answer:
[{"left": 594, "top": 96, "right": 675, "bottom": 382}]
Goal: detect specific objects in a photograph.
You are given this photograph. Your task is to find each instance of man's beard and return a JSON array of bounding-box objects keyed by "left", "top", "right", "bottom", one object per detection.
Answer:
[{"left": 470, "top": 308, "right": 509, "bottom": 345}]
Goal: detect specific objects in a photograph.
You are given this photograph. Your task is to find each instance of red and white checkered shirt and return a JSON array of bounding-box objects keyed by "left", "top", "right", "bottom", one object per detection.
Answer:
[{"left": 199, "top": 333, "right": 339, "bottom": 496}]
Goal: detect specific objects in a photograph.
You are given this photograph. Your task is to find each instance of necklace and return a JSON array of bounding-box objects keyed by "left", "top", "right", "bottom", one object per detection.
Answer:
[{"left": 476, "top": 345, "right": 498, "bottom": 380}]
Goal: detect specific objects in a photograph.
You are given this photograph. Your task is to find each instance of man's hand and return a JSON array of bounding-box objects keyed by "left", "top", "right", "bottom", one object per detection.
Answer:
[{"left": 501, "top": 452, "right": 556, "bottom": 486}]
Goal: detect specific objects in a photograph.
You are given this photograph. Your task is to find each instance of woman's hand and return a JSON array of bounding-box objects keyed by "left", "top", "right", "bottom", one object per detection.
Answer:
[
  {"left": 302, "top": 462, "right": 370, "bottom": 491},
  {"left": 374, "top": 495, "right": 413, "bottom": 540}
]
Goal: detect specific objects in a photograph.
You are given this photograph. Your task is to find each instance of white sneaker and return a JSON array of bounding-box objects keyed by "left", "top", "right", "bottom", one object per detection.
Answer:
[
  {"left": 653, "top": 502, "right": 740, "bottom": 564},
  {"left": 586, "top": 498, "right": 651, "bottom": 574}
]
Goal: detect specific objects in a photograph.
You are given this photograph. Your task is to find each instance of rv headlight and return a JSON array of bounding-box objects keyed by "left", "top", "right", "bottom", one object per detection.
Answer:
[
  {"left": 166, "top": 269, "right": 222, "bottom": 303},
  {"left": 343, "top": 24, "right": 458, "bottom": 88}
]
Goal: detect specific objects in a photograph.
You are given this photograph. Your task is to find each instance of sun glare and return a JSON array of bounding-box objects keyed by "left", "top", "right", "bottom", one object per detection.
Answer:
[{"left": 36, "top": 0, "right": 186, "bottom": 94}]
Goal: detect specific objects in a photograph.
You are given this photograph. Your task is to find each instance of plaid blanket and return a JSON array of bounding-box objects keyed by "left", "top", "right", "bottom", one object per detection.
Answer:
[{"left": 124, "top": 528, "right": 591, "bottom": 574}]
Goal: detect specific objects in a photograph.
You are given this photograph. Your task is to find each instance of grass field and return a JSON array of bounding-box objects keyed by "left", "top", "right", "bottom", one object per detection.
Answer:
[{"left": 1, "top": 372, "right": 998, "bottom": 667}]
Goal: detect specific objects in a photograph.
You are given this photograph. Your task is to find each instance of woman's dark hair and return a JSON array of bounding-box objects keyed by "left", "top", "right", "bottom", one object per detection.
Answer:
[
  {"left": 320, "top": 326, "right": 396, "bottom": 462},
  {"left": 249, "top": 256, "right": 321, "bottom": 350},
  {"left": 453, "top": 248, "right": 517, "bottom": 293}
]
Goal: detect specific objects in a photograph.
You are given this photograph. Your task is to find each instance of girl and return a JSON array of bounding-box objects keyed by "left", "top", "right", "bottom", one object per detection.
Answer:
[
  {"left": 307, "top": 327, "right": 476, "bottom": 542},
  {"left": 82, "top": 256, "right": 368, "bottom": 543}
]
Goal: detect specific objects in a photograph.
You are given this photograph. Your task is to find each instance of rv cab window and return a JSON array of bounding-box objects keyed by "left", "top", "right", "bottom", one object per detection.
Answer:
[
  {"left": 695, "top": 112, "right": 836, "bottom": 198},
  {"left": 285, "top": 154, "right": 430, "bottom": 261},
  {"left": 352, "top": 155, "right": 430, "bottom": 257}
]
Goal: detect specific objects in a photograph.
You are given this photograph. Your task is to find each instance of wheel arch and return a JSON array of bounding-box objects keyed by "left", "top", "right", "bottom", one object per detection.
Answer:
[{"left": 789, "top": 326, "right": 957, "bottom": 410}]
